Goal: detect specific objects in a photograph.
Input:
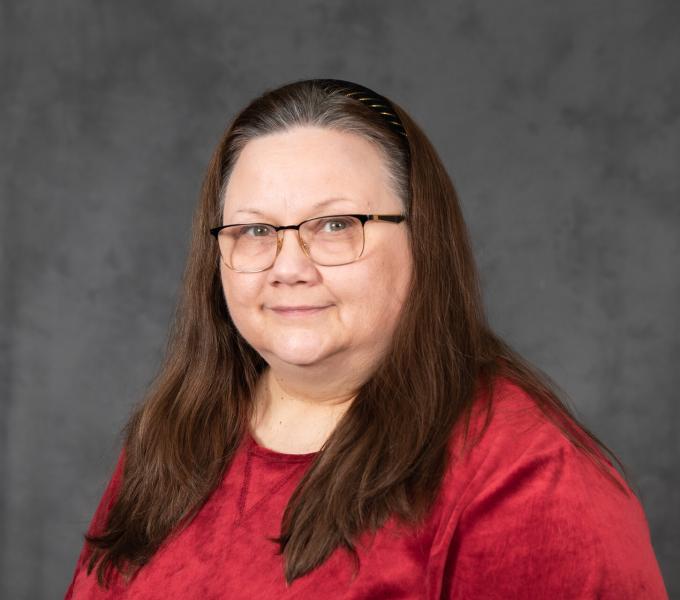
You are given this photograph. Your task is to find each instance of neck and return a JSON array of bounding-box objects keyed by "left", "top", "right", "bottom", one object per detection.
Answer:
[
  {"left": 256, "top": 364, "right": 357, "bottom": 415},
  {"left": 250, "top": 359, "right": 366, "bottom": 452}
]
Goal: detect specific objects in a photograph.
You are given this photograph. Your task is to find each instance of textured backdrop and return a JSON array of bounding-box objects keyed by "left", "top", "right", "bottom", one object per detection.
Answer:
[{"left": 2, "top": 1, "right": 678, "bottom": 597}]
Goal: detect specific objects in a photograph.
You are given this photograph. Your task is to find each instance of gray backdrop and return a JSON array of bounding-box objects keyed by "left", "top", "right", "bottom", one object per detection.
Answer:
[{"left": 2, "top": 1, "right": 678, "bottom": 598}]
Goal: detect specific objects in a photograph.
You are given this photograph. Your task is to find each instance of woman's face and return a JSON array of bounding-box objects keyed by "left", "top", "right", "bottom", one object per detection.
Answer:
[{"left": 220, "top": 126, "right": 412, "bottom": 374}]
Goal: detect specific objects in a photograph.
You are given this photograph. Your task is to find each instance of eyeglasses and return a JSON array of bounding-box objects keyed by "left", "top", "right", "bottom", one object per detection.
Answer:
[{"left": 209, "top": 213, "right": 406, "bottom": 273}]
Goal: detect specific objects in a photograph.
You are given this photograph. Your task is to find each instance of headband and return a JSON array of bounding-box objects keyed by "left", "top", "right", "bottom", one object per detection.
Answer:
[{"left": 310, "top": 78, "right": 409, "bottom": 145}]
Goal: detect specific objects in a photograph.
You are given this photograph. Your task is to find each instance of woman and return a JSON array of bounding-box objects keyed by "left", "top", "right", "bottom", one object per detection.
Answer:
[{"left": 65, "top": 78, "right": 667, "bottom": 598}]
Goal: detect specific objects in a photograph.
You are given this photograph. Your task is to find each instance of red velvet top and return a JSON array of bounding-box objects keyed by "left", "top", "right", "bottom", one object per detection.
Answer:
[{"left": 65, "top": 379, "right": 668, "bottom": 599}]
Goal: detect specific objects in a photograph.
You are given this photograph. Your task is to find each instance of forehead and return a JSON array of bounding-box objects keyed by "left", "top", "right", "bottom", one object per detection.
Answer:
[{"left": 222, "top": 126, "right": 396, "bottom": 218}]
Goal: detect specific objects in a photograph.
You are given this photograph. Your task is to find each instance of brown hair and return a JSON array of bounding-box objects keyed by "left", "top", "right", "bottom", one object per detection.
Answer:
[{"left": 83, "top": 78, "right": 624, "bottom": 588}]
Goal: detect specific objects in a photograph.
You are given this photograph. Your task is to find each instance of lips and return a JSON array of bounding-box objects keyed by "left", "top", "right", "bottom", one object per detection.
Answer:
[{"left": 268, "top": 305, "right": 331, "bottom": 316}]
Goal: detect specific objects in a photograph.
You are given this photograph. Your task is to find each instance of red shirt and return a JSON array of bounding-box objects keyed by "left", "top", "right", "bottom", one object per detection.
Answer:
[{"left": 65, "top": 378, "right": 668, "bottom": 598}]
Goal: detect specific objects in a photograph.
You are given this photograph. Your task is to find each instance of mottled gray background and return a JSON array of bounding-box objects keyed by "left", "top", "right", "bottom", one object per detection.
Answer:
[{"left": 2, "top": 1, "right": 678, "bottom": 598}]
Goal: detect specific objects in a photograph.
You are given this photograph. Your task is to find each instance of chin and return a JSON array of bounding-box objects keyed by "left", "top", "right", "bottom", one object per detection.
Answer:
[
  {"left": 261, "top": 335, "right": 336, "bottom": 367},
  {"left": 274, "top": 353, "right": 327, "bottom": 367}
]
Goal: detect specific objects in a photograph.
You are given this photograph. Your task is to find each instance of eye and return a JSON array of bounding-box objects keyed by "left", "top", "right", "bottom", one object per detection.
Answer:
[
  {"left": 322, "top": 218, "right": 351, "bottom": 232},
  {"left": 240, "top": 224, "right": 273, "bottom": 237}
]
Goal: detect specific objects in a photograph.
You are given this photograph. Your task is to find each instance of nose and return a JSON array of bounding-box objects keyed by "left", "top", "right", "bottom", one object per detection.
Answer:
[{"left": 267, "top": 229, "right": 319, "bottom": 283}]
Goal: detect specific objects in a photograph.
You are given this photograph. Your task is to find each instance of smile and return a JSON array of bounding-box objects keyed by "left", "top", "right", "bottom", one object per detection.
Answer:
[{"left": 268, "top": 305, "right": 331, "bottom": 317}]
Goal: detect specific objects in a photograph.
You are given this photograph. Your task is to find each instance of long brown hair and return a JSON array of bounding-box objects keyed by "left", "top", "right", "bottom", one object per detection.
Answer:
[{"left": 83, "top": 78, "right": 624, "bottom": 587}]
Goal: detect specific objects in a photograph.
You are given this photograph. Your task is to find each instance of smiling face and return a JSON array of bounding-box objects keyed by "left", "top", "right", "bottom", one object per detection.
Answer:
[{"left": 220, "top": 126, "right": 412, "bottom": 379}]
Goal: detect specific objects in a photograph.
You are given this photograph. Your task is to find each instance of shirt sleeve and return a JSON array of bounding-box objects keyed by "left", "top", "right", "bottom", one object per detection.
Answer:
[
  {"left": 63, "top": 447, "right": 126, "bottom": 600},
  {"left": 440, "top": 431, "right": 668, "bottom": 599}
]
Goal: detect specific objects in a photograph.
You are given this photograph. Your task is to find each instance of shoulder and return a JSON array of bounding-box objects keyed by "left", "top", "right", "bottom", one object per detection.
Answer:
[
  {"left": 441, "top": 376, "right": 634, "bottom": 527},
  {"left": 432, "top": 377, "right": 668, "bottom": 598},
  {"left": 64, "top": 447, "right": 128, "bottom": 598},
  {"left": 82, "top": 446, "right": 127, "bottom": 542},
  {"left": 448, "top": 376, "right": 620, "bottom": 483}
]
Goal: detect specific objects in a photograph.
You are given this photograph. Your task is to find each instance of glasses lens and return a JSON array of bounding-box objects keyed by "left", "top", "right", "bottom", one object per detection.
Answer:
[
  {"left": 301, "top": 216, "right": 364, "bottom": 266},
  {"left": 219, "top": 224, "right": 277, "bottom": 272}
]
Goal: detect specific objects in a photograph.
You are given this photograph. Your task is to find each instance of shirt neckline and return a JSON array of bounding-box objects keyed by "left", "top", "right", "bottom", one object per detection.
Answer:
[{"left": 245, "top": 429, "right": 320, "bottom": 463}]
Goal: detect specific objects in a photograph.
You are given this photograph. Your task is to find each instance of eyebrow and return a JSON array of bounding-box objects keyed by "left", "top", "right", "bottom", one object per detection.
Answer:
[{"left": 232, "top": 196, "right": 358, "bottom": 218}]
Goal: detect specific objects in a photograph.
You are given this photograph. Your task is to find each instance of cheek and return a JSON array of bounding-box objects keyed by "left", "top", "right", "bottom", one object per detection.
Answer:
[
  {"left": 371, "top": 232, "right": 412, "bottom": 294},
  {"left": 220, "top": 266, "right": 262, "bottom": 321},
  {"left": 335, "top": 250, "right": 412, "bottom": 332}
]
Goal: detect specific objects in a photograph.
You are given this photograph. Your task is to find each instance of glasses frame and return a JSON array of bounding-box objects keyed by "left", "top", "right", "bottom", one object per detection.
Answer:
[{"left": 209, "top": 213, "right": 406, "bottom": 273}]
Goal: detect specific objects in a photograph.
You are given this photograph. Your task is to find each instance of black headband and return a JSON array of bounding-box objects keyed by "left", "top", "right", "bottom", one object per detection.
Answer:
[{"left": 310, "top": 78, "right": 409, "bottom": 144}]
